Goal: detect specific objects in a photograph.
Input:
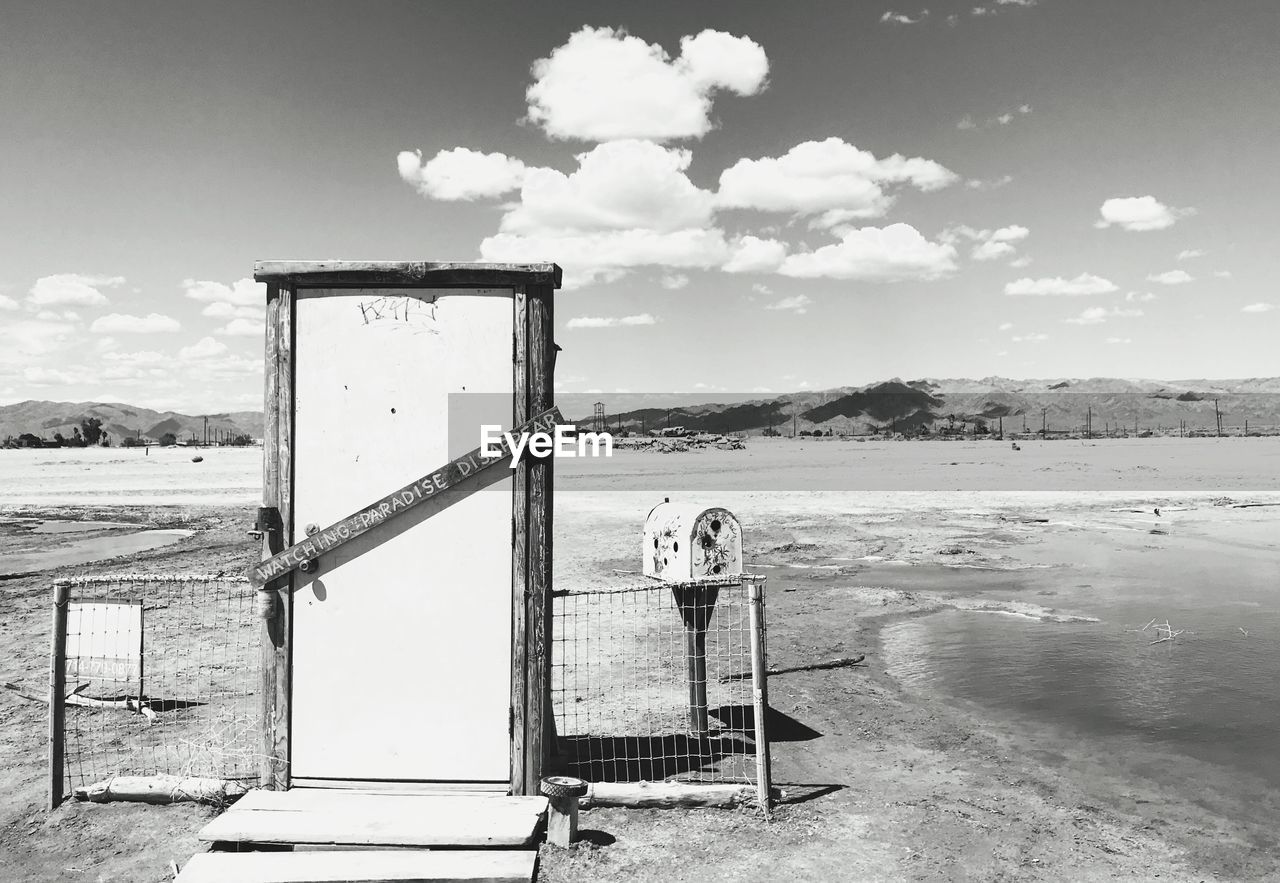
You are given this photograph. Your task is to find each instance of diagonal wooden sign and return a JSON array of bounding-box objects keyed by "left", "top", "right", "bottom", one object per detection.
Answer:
[{"left": 248, "top": 406, "right": 562, "bottom": 588}]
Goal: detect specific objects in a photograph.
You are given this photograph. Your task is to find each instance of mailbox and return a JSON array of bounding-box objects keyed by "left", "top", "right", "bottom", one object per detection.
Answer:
[
  {"left": 643, "top": 500, "right": 743, "bottom": 737},
  {"left": 643, "top": 501, "right": 742, "bottom": 581}
]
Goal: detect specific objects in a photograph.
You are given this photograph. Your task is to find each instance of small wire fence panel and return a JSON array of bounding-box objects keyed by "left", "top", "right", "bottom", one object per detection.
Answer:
[
  {"left": 553, "top": 579, "right": 760, "bottom": 785},
  {"left": 61, "top": 574, "right": 260, "bottom": 791}
]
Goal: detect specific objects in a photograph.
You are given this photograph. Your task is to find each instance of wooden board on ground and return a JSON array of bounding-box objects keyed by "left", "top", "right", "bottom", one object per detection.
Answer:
[
  {"left": 175, "top": 849, "right": 537, "bottom": 883},
  {"left": 198, "top": 791, "right": 548, "bottom": 848}
]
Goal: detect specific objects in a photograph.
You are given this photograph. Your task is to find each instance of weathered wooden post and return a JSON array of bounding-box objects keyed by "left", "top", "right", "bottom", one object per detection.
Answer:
[
  {"left": 747, "top": 579, "right": 772, "bottom": 818},
  {"left": 540, "top": 775, "right": 588, "bottom": 846},
  {"left": 643, "top": 502, "right": 743, "bottom": 736},
  {"left": 48, "top": 580, "right": 70, "bottom": 810}
]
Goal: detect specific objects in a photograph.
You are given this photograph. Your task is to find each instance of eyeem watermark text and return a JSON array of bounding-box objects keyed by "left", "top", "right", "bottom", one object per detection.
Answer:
[{"left": 480, "top": 424, "right": 613, "bottom": 467}]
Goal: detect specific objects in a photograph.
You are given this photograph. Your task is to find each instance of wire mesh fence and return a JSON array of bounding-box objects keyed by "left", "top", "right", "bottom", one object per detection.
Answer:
[
  {"left": 55, "top": 574, "right": 261, "bottom": 794},
  {"left": 551, "top": 575, "right": 769, "bottom": 789}
]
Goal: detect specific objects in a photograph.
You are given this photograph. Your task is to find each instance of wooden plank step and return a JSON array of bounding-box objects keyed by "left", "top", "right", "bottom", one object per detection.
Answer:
[
  {"left": 232, "top": 790, "right": 534, "bottom": 813},
  {"left": 175, "top": 849, "right": 537, "bottom": 882},
  {"left": 199, "top": 792, "right": 547, "bottom": 848}
]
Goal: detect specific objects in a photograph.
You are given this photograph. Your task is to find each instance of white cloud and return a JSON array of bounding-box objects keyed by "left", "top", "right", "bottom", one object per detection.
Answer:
[
  {"left": 524, "top": 26, "right": 768, "bottom": 141},
  {"left": 716, "top": 138, "right": 957, "bottom": 221},
  {"left": 89, "top": 312, "right": 181, "bottom": 334},
  {"left": 1011, "top": 332, "right": 1048, "bottom": 342},
  {"left": 22, "top": 366, "right": 94, "bottom": 386},
  {"left": 1176, "top": 249, "right": 1205, "bottom": 261},
  {"left": 1213, "top": 270, "right": 1232, "bottom": 279},
  {"left": 778, "top": 223, "right": 957, "bottom": 281},
  {"left": 481, "top": 227, "right": 729, "bottom": 289},
  {"left": 764, "top": 294, "right": 813, "bottom": 314},
  {"left": 102, "top": 350, "right": 165, "bottom": 365},
  {"left": 998, "top": 322, "right": 1014, "bottom": 331},
  {"left": 965, "top": 175, "right": 1014, "bottom": 190},
  {"left": 1066, "top": 307, "right": 1108, "bottom": 325},
  {"left": 1125, "top": 290, "right": 1158, "bottom": 302},
  {"left": 946, "top": 224, "right": 1029, "bottom": 261},
  {"left": 1064, "top": 306, "right": 1143, "bottom": 325},
  {"left": 217, "top": 318, "right": 264, "bottom": 336},
  {"left": 178, "top": 336, "right": 228, "bottom": 360},
  {"left": 1241, "top": 303, "right": 1276, "bottom": 313},
  {"left": 1105, "top": 337, "right": 1132, "bottom": 344},
  {"left": 182, "top": 277, "right": 264, "bottom": 306},
  {"left": 396, "top": 147, "right": 528, "bottom": 201},
  {"left": 28, "top": 273, "right": 124, "bottom": 306},
  {"left": 0, "top": 318, "right": 77, "bottom": 364},
  {"left": 973, "top": 0, "right": 1037, "bottom": 16},
  {"left": 658, "top": 273, "right": 690, "bottom": 290},
  {"left": 1008, "top": 255, "right": 1032, "bottom": 268},
  {"left": 503, "top": 140, "right": 714, "bottom": 234},
  {"left": 1147, "top": 269, "right": 1193, "bottom": 285},
  {"left": 475, "top": 140, "right": 736, "bottom": 287},
  {"left": 201, "top": 302, "right": 264, "bottom": 319},
  {"left": 566, "top": 313, "right": 658, "bottom": 329},
  {"left": 959, "top": 105, "right": 1032, "bottom": 130},
  {"left": 1004, "top": 273, "right": 1117, "bottom": 296},
  {"left": 723, "top": 235, "right": 787, "bottom": 273},
  {"left": 1095, "top": 196, "right": 1195, "bottom": 231},
  {"left": 880, "top": 10, "right": 928, "bottom": 24},
  {"left": 751, "top": 283, "right": 772, "bottom": 295},
  {"left": 0, "top": 294, "right": 18, "bottom": 311}
]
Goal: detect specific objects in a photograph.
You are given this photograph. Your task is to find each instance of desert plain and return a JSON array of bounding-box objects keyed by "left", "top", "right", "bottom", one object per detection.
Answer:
[{"left": 1, "top": 436, "right": 1278, "bottom": 881}]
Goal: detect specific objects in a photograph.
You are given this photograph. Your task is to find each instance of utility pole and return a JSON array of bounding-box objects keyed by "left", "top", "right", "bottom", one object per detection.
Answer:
[
  {"left": 203, "top": 415, "right": 208, "bottom": 446},
  {"left": 1041, "top": 407, "right": 1047, "bottom": 439},
  {"left": 1086, "top": 406, "right": 1092, "bottom": 440},
  {"left": 998, "top": 415, "right": 1003, "bottom": 440},
  {"left": 1214, "top": 399, "right": 1222, "bottom": 437}
]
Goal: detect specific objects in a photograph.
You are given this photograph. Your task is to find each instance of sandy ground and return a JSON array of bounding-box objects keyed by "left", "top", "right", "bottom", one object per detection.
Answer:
[{"left": 1, "top": 444, "right": 1278, "bottom": 881}]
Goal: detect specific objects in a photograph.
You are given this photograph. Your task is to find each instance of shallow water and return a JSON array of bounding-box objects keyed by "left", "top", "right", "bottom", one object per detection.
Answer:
[
  {"left": 880, "top": 507, "right": 1280, "bottom": 822},
  {"left": 0, "top": 529, "right": 195, "bottom": 575}
]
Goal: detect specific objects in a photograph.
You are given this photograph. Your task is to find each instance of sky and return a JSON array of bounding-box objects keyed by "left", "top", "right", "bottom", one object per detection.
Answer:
[{"left": 1, "top": 0, "right": 1277, "bottom": 413}]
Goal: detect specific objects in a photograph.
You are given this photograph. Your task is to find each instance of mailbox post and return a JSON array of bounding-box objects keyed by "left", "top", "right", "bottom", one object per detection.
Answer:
[{"left": 643, "top": 502, "right": 743, "bottom": 737}]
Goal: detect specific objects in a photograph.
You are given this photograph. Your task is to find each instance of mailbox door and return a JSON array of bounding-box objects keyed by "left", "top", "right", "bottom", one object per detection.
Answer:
[{"left": 290, "top": 289, "right": 514, "bottom": 785}]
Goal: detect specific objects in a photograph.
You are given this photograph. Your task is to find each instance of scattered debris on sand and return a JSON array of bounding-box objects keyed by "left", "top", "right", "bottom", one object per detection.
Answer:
[{"left": 613, "top": 434, "right": 745, "bottom": 453}]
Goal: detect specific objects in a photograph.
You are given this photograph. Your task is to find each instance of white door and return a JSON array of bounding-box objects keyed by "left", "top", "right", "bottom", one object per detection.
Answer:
[{"left": 290, "top": 289, "right": 514, "bottom": 785}]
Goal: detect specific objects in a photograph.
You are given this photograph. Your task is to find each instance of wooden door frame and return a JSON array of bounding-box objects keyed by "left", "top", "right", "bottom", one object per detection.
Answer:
[{"left": 257, "top": 266, "right": 558, "bottom": 796}]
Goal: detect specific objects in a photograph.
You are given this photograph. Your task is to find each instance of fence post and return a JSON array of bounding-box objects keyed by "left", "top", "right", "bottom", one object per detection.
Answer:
[
  {"left": 747, "top": 579, "right": 772, "bottom": 818},
  {"left": 49, "top": 580, "right": 70, "bottom": 810}
]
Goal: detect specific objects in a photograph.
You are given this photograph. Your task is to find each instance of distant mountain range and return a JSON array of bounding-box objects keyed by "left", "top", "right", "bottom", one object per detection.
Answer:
[
  {"left": 0, "top": 400, "right": 263, "bottom": 444},
  {"left": 569, "top": 377, "right": 1280, "bottom": 436},
  {"left": 5, "top": 377, "right": 1279, "bottom": 444}
]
